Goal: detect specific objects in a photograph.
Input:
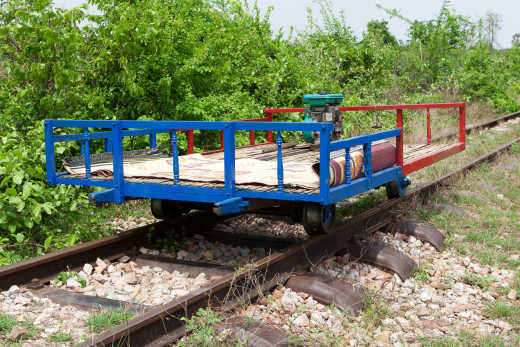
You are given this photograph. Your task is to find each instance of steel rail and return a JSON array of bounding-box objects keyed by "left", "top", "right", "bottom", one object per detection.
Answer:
[
  {"left": 83, "top": 136, "right": 520, "bottom": 346},
  {"left": 0, "top": 111, "right": 518, "bottom": 345},
  {"left": 431, "top": 110, "right": 520, "bottom": 142},
  {"left": 0, "top": 213, "right": 224, "bottom": 290}
]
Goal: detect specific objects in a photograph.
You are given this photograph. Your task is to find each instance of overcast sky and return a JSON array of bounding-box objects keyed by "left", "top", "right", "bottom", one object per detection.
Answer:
[{"left": 55, "top": 0, "right": 518, "bottom": 48}]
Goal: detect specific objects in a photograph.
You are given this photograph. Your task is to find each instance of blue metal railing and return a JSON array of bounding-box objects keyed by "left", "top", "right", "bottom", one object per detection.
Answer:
[{"left": 44, "top": 120, "right": 402, "bottom": 207}]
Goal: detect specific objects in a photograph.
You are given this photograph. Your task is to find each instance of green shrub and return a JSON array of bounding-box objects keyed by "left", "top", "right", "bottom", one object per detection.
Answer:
[{"left": 0, "top": 125, "right": 86, "bottom": 264}]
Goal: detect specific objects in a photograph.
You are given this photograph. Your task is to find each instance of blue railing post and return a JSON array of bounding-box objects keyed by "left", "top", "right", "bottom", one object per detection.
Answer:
[
  {"left": 104, "top": 138, "right": 112, "bottom": 153},
  {"left": 363, "top": 142, "right": 372, "bottom": 186},
  {"left": 112, "top": 122, "right": 124, "bottom": 203},
  {"left": 44, "top": 121, "right": 56, "bottom": 184},
  {"left": 319, "top": 126, "right": 330, "bottom": 204},
  {"left": 276, "top": 131, "right": 284, "bottom": 191},
  {"left": 83, "top": 128, "right": 91, "bottom": 179},
  {"left": 345, "top": 147, "right": 351, "bottom": 184},
  {"left": 223, "top": 123, "right": 236, "bottom": 197},
  {"left": 150, "top": 132, "right": 157, "bottom": 149},
  {"left": 171, "top": 130, "right": 180, "bottom": 184}
]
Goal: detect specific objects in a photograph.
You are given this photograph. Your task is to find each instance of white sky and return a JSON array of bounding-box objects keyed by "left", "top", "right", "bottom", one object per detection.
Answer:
[{"left": 55, "top": 0, "right": 518, "bottom": 48}]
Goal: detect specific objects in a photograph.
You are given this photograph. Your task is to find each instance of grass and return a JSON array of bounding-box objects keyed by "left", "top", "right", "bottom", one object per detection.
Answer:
[
  {"left": 483, "top": 301, "right": 520, "bottom": 326},
  {"left": 463, "top": 271, "right": 493, "bottom": 291},
  {"left": 361, "top": 293, "right": 391, "bottom": 328},
  {"left": 0, "top": 314, "right": 39, "bottom": 343},
  {"left": 53, "top": 268, "right": 86, "bottom": 288},
  {"left": 420, "top": 330, "right": 514, "bottom": 347},
  {"left": 414, "top": 264, "right": 432, "bottom": 283},
  {"left": 179, "top": 308, "right": 223, "bottom": 347},
  {"left": 0, "top": 314, "right": 16, "bottom": 335},
  {"left": 413, "top": 147, "right": 520, "bottom": 271},
  {"left": 48, "top": 331, "right": 73, "bottom": 343},
  {"left": 86, "top": 309, "right": 133, "bottom": 334}
]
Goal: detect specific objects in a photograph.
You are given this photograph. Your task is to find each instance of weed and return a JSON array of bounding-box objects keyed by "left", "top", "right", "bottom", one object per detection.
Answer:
[
  {"left": 179, "top": 308, "right": 222, "bottom": 346},
  {"left": 483, "top": 301, "right": 520, "bottom": 325},
  {"left": 463, "top": 271, "right": 493, "bottom": 291},
  {"left": 145, "top": 228, "right": 185, "bottom": 253},
  {"left": 0, "top": 316, "right": 39, "bottom": 342},
  {"left": 49, "top": 331, "right": 73, "bottom": 343},
  {"left": 362, "top": 293, "right": 390, "bottom": 328},
  {"left": 286, "top": 333, "right": 305, "bottom": 346},
  {"left": 0, "top": 314, "right": 16, "bottom": 335},
  {"left": 420, "top": 330, "right": 510, "bottom": 347},
  {"left": 414, "top": 264, "right": 432, "bottom": 283},
  {"left": 53, "top": 267, "right": 86, "bottom": 288},
  {"left": 86, "top": 309, "right": 133, "bottom": 334}
]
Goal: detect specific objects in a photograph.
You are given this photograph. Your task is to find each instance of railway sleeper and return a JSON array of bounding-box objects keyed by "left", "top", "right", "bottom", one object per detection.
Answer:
[
  {"left": 341, "top": 239, "right": 418, "bottom": 281},
  {"left": 391, "top": 218, "right": 445, "bottom": 251},
  {"left": 217, "top": 317, "right": 290, "bottom": 347},
  {"left": 285, "top": 274, "right": 364, "bottom": 315}
]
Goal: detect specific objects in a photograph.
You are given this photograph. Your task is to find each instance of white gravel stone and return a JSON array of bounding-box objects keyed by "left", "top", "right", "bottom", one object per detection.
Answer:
[
  {"left": 83, "top": 263, "right": 93, "bottom": 275},
  {"left": 66, "top": 278, "right": 82, "bottom": 288},
  {"left": 420, "top": 288, "right": 434, "bottom": 302},
  {"left": 292, "top": 314, "right": 310, "bottom": 328}
]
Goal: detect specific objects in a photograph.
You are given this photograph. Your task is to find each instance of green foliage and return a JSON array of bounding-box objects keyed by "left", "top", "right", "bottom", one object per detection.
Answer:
[
  {"left": 86, "top": 309, "right": 133, "bottom": 334},
  {"left": 484, "top": 301, "right": 520, "bottom": 325},
  {"left": 0, "top": 124, "right": 87, "bottom": 265},
  {"left": 0, "top": 314, "right": 16, "bottom": 335},
  {"left": 513, "top": 33, "right": 520, "bottom": 48},
  {"left": 146, "top": 229, "right": 185, "bottom": 253},
  {"left": 362, "top": 293, "right": 391, "bottom": 327},
  {"left": 0, "top": 314, "right": 39, "bottom": 342},
  {"left": 414, "top": 264, "right": 432, "bottom": 283},
  {"left": 463, "top": 271, "right": 492, "bottom": 290},
  {"left": 180, "top": 308, "right": 222, "bottom": 346},
  {"left": 53, "top": 268, "right": 87, "bottom": 288},
  {"left": 49, "top": 332, "right": 73, "bottom": 343}
]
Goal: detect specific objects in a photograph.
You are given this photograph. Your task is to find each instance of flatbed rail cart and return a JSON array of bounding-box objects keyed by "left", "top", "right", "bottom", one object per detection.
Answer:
[{"left": 45, "top": 95, "right": 466, "bottom": 235}]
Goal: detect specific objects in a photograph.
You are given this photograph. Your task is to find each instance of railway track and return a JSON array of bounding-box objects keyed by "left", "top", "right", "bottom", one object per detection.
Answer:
[{"left": 1, "top": 111, "right": 519, "bottom": 346}]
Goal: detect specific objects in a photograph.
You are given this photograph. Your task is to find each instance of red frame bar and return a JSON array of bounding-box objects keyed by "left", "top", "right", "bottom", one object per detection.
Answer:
[
  {"left": 215, "top": 115, "right": 274, "bottom": 152},
  {"left": 265, "top": 102, "right": 466, "bottom": 176},
  {"left": 396, "top": 109, "right": 404, "bottom": 168},
  {"left": 426, "top": 108, "right": 431, "bottom": 145},
  {"left": 403, "top": 143, "right": 464, "bottom": 176}
]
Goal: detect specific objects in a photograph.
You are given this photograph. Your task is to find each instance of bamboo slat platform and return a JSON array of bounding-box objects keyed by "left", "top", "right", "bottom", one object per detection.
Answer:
[{"left": 61, "top": 142, "right": 450, "bottom": 194}]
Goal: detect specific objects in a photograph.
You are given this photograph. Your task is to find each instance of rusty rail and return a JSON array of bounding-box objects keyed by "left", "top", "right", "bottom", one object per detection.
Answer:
[
  {"left": 1, "top": 111, "right": 519, "bottom": 346},
  {"left": 83, "top": 135, "right": 520, "bottom": 346}
]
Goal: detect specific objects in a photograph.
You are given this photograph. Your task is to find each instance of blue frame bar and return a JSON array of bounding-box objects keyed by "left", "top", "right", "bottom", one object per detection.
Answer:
[
  {"left": 319, "top": 125, "right": 330, "bottom": 204},
  {"left": 44, "top": 119, "right": 403, "bottom": 213},
  {"left": 150, "top": 133, "right": 157, "bottom": 149},
  {"left": 224, "top": 123, "right": 236, "bottom": 197},
  {"left": 345, "top": 147, "right": 351, "bottom": 184},
  {"left": 171, "top": 130, "right": 180, "bottom": 184},
  {"left": 112, "top": 122, "right": 124, "bottom": 203},
  {"left": 276, "top": 132, "right": 284, "bottom": 191},
  {"left": 44, "top": 121, "right": 56, "bottom": 185},
  {"left": 83, "top": 128, "right": 91, "bottom": 179}
]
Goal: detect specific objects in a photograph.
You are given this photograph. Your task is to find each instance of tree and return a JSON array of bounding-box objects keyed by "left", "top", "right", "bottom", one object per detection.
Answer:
[
  {"left": 513, "top": 33, "right": 520, "bottom": 48},
  {"left": 484, "top": 11, "right": 502, "bottom": 53},
  {"left": 364, "top": 20, "right": 397, "bottom": 45}
]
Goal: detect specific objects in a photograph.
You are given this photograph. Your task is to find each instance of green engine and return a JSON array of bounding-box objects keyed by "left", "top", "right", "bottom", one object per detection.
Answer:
[{"left": 303, "top": 93, "right": 344, "bottom": 144}]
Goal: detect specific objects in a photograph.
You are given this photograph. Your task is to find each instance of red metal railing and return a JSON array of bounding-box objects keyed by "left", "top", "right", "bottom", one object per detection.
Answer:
[
  {"left": 263, "top": 102, "right": 466, "bottom": 176},
  {"left": 182, "top": 102, "right": 466, "bottom": 173},
  {"left": 219, "top": 115, "right": 274, "bottom": 150}
]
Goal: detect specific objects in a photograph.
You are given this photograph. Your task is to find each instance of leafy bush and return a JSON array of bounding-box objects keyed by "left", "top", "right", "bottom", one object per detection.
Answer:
[{"left": 0, "top": 124, "right": 86, "bottom": 264}]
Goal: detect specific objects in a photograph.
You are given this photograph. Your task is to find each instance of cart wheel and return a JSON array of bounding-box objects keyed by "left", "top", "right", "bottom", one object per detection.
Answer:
[
  {"left": 302, "top": 203, "right": 336, "bottom": 236},
  {"left": 385, "top": 177, "right": 411, "bottom": 199},
  {"left": 151, "top": 199, "right": 186, "bottom": 220}
]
